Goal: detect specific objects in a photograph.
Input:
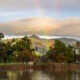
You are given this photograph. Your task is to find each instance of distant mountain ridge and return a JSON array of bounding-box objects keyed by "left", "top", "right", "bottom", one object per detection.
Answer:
[{"left": 55, "top": 38, "right": 78, "bottom": 47}]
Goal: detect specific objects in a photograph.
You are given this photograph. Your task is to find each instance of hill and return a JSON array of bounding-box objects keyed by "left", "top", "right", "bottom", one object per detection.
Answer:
[
  {"left": 2, "top": 35, "right": 54, "bottom": 56},
  {"left": 2, "top": 35, "right": 79, "bottom": 56}
]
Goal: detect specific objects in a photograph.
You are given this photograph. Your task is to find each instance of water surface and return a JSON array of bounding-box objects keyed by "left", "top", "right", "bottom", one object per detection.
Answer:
[{"left": 0, "top": 69, "right": 80, "bottom": 80}]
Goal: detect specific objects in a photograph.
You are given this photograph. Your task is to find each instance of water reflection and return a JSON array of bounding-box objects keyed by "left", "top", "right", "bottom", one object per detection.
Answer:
[{"left": 0, "top": 69, "right": 80, "bottom": 80}]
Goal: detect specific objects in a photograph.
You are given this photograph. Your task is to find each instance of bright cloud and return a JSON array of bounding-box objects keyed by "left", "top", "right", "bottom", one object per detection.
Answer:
[{"left": 0, "top": 17, "right": 80, "bottom": 37}]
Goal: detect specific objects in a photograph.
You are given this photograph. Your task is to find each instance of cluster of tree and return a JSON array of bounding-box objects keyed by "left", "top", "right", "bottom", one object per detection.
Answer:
[
  {"left": 46, "top": 40, "right": 79, "bottom": 63},
  {"left": 0, "top": 33, "right": 37, "bottom": 64},
  {"left": 0, "top": 33, "right": 80, "bottom": 64}
]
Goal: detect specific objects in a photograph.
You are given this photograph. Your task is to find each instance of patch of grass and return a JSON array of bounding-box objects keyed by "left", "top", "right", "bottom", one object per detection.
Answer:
[{"left": 0, "top": 63, "right": 22, "bottom": 66}]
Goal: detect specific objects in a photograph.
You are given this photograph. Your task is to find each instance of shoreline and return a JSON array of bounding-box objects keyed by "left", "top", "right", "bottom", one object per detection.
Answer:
[{"left": 0, "top": 63, "right": 80, "bottom": 71}]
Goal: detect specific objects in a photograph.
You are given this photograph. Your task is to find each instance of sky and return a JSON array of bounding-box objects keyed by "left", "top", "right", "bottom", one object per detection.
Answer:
[
  {"left": 0, "top": 0, "right": 80, "bottom": 37},
  {"left": 0, "top": 0, "right": 80, "bottom": 21}
]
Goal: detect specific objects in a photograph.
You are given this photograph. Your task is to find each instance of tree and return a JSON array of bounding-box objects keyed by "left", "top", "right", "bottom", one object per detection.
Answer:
[
  {"left": 0, "top": 42, "right": 5, "bottom": 62},
  {"left": 11, "top": 38, "right": 16, "bottom": 42},
  {"left": 46, "top": 46, "right": 58, "bottom": 62},
  {"left": 0, "top": 33, "right": 4, "bottom": 40},
  {"left": 0, "top": 33, "right": 4, "bottom": 62},
  {"left": 64, "top": 46, "right": 74, "bottom": 63},
  {"left": 4, "top": 41, "right": 14, "bottom": 63},
  {"left": 0, "top": 41, "right": 14, "bottom": 63},
  {"left": 54, "top": 40, "right": 66, "bottom": 53},
  {"left": 19, "top": 50, "right": 37, "bottom": 63},
  {"left": 46, "top": 40, "right": 74, "bottom": 63},
  {"left": 0, "top": 35, "right": 36, "bottom": 63},
  {"left": 13, "top": 36, "right": 34, "bottom": 53},
  {"left": 56, "top": 53, "right": 66, "bottom": 63},
  {"left": 12, "top": 36, "right": 36, "bottom": 63}
]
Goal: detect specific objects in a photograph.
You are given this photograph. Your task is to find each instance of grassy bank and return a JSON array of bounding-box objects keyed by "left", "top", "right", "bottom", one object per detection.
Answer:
[
  {"left": 0, "top": 62, "right": 80, "bottom": 66},
  {"left": 0, "top": 63, "right": 22, "bottom": 66}
]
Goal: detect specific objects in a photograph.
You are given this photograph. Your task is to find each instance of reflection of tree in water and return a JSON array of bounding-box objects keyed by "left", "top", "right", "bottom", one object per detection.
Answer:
[
  {"left": 17, "top": 70, "right": 33, "bottom": 80},
  {"left": 1, "top": 70, "right": 80, "bottom": 80},
  {"left": 66, "top": 71, "right": 74, "bottom": 80},
  {"left": 73, "top": 71, "right": 80, "bottom": 80},
  {"left": 41, "top": 70, "right": 75, "bottom": 80},
  {"left": 7, "top": 70, "right": 33, "bottom": 80},
  {"left": 0, "top": 71, "right": 8, "bottom": 80},
  {"left": 31, "top": 70, "right": 51, "bottom": 80}
]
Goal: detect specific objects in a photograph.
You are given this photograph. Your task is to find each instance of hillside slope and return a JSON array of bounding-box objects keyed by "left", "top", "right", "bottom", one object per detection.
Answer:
[{"left": 2, "top": 36, "right": 54, "bottom": 56}]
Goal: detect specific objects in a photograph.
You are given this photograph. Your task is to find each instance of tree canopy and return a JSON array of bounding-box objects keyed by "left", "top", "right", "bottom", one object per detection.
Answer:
[{"left": 46, "top": 40, "right": 74, "bottom": 63}]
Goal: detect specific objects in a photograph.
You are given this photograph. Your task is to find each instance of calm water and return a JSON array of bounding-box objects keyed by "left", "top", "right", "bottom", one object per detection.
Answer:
[{"left": 0, "top": 69, "right": 80, "bottom": 80}]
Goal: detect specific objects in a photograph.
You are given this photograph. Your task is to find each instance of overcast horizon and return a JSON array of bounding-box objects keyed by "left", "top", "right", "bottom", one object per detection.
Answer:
[{"left": 1, "top": 35, "right": 80, "bottom": 41}]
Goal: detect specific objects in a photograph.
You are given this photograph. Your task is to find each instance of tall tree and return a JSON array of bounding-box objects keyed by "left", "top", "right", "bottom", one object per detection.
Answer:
[
  {"left": 46, "top": 46, "right": 58, "bottom": 62},
  {"left": 0, "top": 33, "right": 4, "bottom": 62},
  {"left": 19, "top": 49, "right": 37, "bottom": 63},
  {"left": 46, "top": 40, "right": 74, "bottom": 63},
  {"left": 12, "top": 36, "right": 35, "bottom": 63},
  {"left": 64, "top": 46, "right": 74, "bottom": 63},
  {"left": 13, "top": 36, "right": 34, "bottom": 52},
  {"left": 0, "top": 33, "right": 4, "bottom": 40},
  {"left": 54, "top": 40, "right": 66, "bottom": 53}
]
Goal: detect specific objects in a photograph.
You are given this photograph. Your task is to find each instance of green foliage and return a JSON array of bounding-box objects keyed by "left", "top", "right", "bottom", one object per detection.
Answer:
[
  {"left": 13, "top": 36, "right": 34, "bottom": 52},
  {"left": 54, "top": 40, "right": 66, "bottom": 53},
  {"left": 0, "top": 41, "right": 14, "bottom": 63},
  {"left": 46, "top": 40, "right": 74, "bottom": 63},
  {"left": 0, "top": 33, "right": 4, "bottom": 62},
  {"left": 0, "top": 33, "right": 76, "bottom": 64},
  {"left": 18, "top": 50, "right": 37, "bottom": 63},
  {"left": 0, "top": 33, "right": 4, "bottom": 40},
  {"left": 64, "top": 46, "right": 74, "bottom": 63},
  {"left": 12, "top": 36, "right": 36, "bottom": 63},
  {"left": 46, "top": 47, "right": 58, "bottom": 62},
  {"left": 0, "top": 35, "right": 36, "bottom": 64},
  {"left": 0, "top": 42, "right": 6, "bottom": 62},
  {"left": 11, "top": 38, "right": 16, "bottom": 42},
  {"left": 56, "top": 53, "right": 66, "bottom": 63}
]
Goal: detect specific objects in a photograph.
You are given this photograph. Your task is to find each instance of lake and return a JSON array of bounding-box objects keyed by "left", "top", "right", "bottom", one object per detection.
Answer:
[{"left": 0, "top": 69, "right": 80, "bottom": 80}]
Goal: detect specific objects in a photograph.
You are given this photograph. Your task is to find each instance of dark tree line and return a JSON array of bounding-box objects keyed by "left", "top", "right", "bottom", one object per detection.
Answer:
[
  {"left": 0, "top": 33, "right": 80, "bottom": 64},
  {"left": 46, "top": 40, "right": 79, "bottom": 63},
  {"left": 0, "top": 34, "right": 37, "bottom": 64}
]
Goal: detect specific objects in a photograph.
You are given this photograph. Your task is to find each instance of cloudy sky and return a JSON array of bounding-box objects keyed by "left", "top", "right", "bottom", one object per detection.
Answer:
[
  {"left": 0, "top": 0, "right": 80, "bottom": 37},
  {"left": 0, "top": 0, "right": 80, "bottom": 21}
]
